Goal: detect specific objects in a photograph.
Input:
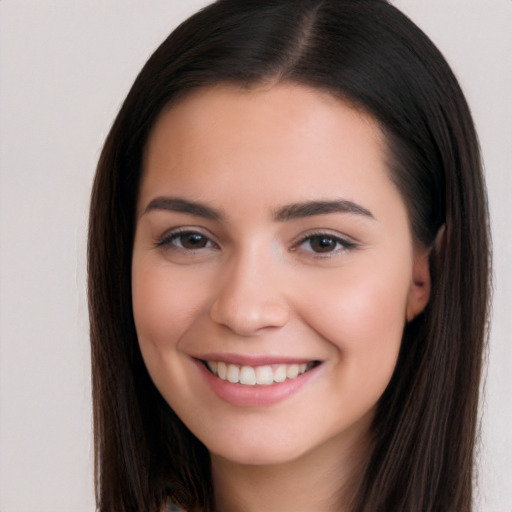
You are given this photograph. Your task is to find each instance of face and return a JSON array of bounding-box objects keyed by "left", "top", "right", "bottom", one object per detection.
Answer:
[{"left": 132, "top": 83, "right": 430, "bottom": 466}]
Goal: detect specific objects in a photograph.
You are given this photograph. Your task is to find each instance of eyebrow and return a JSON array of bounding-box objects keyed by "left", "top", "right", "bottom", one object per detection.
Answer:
[
  {"left": 273, "top": 199, "right": 374, "bottom": 221},
  {"left": 144, "top": 197, "right": 224, "bottom": 221},
  {"left": 143, "top": 197, "right": 374, "bottom": 222}
]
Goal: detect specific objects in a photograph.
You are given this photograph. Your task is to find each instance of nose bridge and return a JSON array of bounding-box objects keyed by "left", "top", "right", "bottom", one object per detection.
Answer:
[{"left": 209, "top": 244, "right": 289, "bottom": 335}]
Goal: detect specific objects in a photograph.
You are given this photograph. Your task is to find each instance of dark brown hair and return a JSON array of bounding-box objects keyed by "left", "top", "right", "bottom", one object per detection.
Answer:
[{"left": 88, "top": 1, "right": 490, "bottom": 510}]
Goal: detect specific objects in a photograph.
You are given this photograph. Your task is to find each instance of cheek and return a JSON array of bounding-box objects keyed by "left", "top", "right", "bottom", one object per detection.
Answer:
[
  {"left": 132, "top": 264, "right": 204, "bottom": 354},
  {"left": 297, "top": 260, "right": 410, "bottom": 381},
  {"left": 131, "top": 264, "right": 209, "bottom": 406}
]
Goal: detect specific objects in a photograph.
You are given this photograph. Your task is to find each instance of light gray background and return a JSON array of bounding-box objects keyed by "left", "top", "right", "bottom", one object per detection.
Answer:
[{"left": 0, "top": 1, "right": 510, "bottom": 511}]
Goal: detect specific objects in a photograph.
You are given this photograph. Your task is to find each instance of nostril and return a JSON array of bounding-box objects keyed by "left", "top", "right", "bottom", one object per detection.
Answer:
[{"left": 209, "top": 296, "right": 290, "bottom": 336}]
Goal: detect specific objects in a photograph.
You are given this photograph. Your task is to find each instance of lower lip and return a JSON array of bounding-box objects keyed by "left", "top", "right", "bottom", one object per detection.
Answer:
[{"left": 195, "top": 360, "right": 321, "bottom": 407}]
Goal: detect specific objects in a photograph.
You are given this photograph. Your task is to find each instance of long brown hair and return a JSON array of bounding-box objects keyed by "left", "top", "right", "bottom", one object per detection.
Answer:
[{"left": 88, "top": 1, "right": 490, "bottom": 510}]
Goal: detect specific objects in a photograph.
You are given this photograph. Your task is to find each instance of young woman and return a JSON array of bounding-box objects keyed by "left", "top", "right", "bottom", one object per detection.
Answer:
[{"left": 88, "top": 1, "right": 490, "bottom": 511}]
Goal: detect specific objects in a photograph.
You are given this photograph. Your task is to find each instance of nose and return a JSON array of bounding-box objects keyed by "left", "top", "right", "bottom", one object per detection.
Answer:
[{"left": 209, "top": 252, "right": 290, "bottom": 336}]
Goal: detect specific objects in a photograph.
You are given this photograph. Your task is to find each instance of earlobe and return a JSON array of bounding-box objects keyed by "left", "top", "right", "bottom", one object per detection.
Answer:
[
  {"left": 406, "top": 225, "right": 445, "bottom": 321},
  {"left": 406, "top": 248, "right": 431, "bottom": 322}
]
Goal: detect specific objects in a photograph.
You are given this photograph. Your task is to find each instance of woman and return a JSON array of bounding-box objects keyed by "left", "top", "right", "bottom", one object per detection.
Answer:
[{"left": 88, "top": 1, "right": 490, "bottom": 511}]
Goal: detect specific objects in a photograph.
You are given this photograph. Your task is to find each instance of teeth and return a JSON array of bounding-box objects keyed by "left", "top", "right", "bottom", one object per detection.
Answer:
[
  {"left": 217, "top": 361, "right": 227, "bottom": 380},
  {"left": 273, "top": 365, "right": 287, "bottom": 383},
  {"left": 206, "top": 360, "right": 314, "bottom": 385},
  {"left": 239, "top": 366, "right": 256, "bottom": 385},
  {"left": 226, "top": 364, "right": 240, "bottom": 383},
  {"left": 286, "top": 364, "right": 299, "bottom": 379},
  {"left": 255, "top": 365, "right": 273, "bottom": 385}
]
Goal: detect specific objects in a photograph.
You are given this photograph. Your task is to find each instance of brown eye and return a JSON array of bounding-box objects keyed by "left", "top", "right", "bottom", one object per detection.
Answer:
[
  {"left": 308, "top": 235, "right": 338, "bottom": 253},
  {"left": 178, "top": 232, "right": 210, "bottom": 249},
  {"left": 174, "top": 232, "right": 210, "bottom": 250},
  {"left": 157, "top": 230, "right": 215, "bottom": 250},
  {"left": 296, "top": 232, "right": 357, "bottom": 256}
]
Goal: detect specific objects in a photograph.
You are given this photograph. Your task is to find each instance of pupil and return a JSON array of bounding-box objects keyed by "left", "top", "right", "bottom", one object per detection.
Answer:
[
  {"left": 182, "top": 233, "right": 207, "bottom": 249},
  {"left": 311, "top": 236, "right": 336, "bottom": 252}
]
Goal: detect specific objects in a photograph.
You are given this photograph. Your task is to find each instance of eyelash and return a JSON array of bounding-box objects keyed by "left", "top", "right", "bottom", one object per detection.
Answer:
[
  {"left": 156, "top": 228, "right": 217, "bottom": 251},
  {"left": 156, "top": 228, "right": 358, "bottom": 257},
  {"left": 292, "top": 231, "right": 358, "bottom": 257}
]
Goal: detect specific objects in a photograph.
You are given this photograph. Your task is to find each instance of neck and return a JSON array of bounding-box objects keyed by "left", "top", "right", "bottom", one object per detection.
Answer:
[{"left": 211, "top": 422, "right": 372, "bottom": 512}]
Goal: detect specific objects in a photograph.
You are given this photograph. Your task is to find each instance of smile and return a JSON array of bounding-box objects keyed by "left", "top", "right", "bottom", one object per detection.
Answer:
[
  {"left": 205, "top": 360, "right": 317, "bottom": 386},
  {"left": 196, "top": 357, "right": 323, "bottom": 407}
]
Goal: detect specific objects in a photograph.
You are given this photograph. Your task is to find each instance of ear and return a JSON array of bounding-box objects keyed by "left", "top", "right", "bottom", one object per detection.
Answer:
[
  {"left": 406, "top": 226, "right": 444, "bottom": 321},
  {"left": 406, "top": 247, "right": 431, "bottom": 322}
]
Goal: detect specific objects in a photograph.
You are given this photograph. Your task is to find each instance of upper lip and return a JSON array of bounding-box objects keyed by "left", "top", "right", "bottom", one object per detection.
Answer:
[{"left": 194, "top": 353, "right": 319, "bottom": 366}]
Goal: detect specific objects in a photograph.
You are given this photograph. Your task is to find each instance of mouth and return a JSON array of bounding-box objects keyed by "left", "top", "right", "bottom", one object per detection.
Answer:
[{"left": 202, "top": 360, "right": 321, "bottom": 386}]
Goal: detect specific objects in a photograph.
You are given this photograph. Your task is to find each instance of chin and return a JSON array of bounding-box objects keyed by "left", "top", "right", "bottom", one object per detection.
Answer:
[{"left": 208, "top": 440, "right": 304, "bottom": 466}]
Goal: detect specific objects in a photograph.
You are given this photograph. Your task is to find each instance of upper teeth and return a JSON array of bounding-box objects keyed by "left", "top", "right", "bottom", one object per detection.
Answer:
[{"left": 206, "top": 361, "right": 312, "bottom": 386}]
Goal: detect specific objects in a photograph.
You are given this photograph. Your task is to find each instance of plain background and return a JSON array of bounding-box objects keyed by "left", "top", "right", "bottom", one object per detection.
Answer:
[{"left": 0, "top": 1, "right": 510, "bottom": 511}]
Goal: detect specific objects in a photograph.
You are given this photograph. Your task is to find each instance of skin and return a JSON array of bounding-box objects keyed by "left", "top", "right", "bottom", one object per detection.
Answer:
[{"left": 132, "top": 83, "right": 431, "bottom": 512}]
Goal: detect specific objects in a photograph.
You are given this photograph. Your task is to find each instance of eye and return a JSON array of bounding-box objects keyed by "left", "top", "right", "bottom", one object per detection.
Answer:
[
  {"left": 157, "top": 229, "right": 216, "bottom": 251},
  {"left": 296, "top": 232, "right": 357, "bottom": 255}
]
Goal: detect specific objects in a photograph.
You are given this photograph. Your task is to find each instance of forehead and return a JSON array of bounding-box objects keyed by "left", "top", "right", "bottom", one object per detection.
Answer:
[
  {"left": 145, "top": 82, "right": 383, "bottom": 157},
  {"left": 139, "top": 82, "right": 402, "bottom": 223}
]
